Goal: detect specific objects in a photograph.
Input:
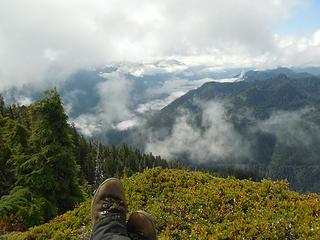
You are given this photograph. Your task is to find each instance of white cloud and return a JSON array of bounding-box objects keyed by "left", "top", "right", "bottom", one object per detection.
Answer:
[
  {"left": 120, "top": 60, "right": 188, "bottom": 78},
  {"left": 148, "top": 76, "right": 240, "bottom": 98},
  {"left": 16, "top": 96, "right": 33, "bottom": 106},
  {"left": 0, "top": 0, "right": 312, "bottom": 91},
  {"left": 43, "top": 48, "right": 63, "bottom": 62},
  {"left": 115, "top": 119, "right": 139, "bottom": 131},
  {"left": 136, "top": 91, "right": 185, "bottom": 114},
  {"left": 71, "top": 64, "right": 242, "bottom": 135},
  {"left": 97, "top": 71, "right": 133, "bottom": 125},
  {"left": 73, "top": 70, "right": 134, "bottom": 136},
  {"left": 145, "top": 103, "right": 320, "bottom": 163},
  {"left": 145, "top": 101, "right": 251, "bottom": 162},
  {"left": 256, "top": 108, "right": 320, "bottom": 147},
  {"left": 314, "top": 30, "right": 320, "bottom": 46},
  {"left": 73, "top": 114, "right": 102, "bottom": 137}
]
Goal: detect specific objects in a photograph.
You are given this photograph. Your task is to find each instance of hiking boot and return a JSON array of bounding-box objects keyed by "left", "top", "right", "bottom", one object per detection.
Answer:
[
  {"left": 127, "top": 210, "right": 157, "bottom": 240},
  {"left": 91, "top": 178, "right": 127, "bottom": 226}
]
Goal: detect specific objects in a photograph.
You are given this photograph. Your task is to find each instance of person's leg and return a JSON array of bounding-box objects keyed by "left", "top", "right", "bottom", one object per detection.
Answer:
[
  {"left": 90, "top": 178, "right": 131, "bottom": 240},
  {"left": 91, "top": 216, "right": 130, "bottom": 240}
]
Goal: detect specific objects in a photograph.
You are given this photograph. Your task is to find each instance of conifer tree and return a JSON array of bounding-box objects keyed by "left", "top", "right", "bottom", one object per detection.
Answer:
[
  {"left": 0, "top": 116, "right": 29, "bottom": 196},
  {"left": 21, "top": 89, "right": 82, "bottom": 212},
  {"left": 71, "top": 125, "right": 95, "bottom": 184},
  {"left": 0, "top": 95, "right": 5, "bottom": 116},
  {"left": 0, "top": 117, "right": 13, "bottom": 196}
]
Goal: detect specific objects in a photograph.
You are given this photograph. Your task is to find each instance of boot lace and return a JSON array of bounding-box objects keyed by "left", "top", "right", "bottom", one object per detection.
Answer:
[{"left": 100, "top": 197, "right": 126, "bottom": 220}]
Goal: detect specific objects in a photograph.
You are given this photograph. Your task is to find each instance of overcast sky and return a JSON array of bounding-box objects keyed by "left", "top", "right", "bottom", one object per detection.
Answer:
[{"left": 0, "top": 0, "right": 320, "bottom": 90}]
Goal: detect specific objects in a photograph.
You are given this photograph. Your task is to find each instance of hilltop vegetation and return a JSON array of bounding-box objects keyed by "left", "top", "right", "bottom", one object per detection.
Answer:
[{"left": 4, "top": 168, "right": 320, "bottom": 239}]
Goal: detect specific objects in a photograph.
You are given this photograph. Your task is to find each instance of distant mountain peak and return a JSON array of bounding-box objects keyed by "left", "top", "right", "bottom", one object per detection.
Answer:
[{"left": 242, "top": 67, "right": 314, "bottom": 82}]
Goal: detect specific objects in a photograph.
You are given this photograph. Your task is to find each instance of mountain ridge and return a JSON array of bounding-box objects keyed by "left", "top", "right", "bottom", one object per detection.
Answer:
[{"left": 133, "top": 74, "right": 320, "bottom": 193}]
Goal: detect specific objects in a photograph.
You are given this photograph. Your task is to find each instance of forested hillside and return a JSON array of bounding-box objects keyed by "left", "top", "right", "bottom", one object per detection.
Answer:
[
  {"left": 139, "top": 74, "right": 320, "bottom": 193},
  {"left": 4, "top": 168, "right": 320, "bottom": 240},
  {"left": 0, "top": 90, "right": 167, "bottom": 232}
]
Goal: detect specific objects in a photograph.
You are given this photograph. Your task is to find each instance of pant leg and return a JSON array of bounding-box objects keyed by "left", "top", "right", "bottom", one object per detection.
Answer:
[{"left": 90, "top": 215, "right": 131, "bottom": 240}]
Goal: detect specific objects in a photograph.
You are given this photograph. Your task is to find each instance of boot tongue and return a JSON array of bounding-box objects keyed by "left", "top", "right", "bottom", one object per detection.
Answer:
[{"left": 100, "top": 197, "right": 126, "bottom": 222}]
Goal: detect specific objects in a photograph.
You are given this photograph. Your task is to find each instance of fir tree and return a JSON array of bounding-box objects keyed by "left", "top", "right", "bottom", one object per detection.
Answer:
[
  {"left": 0, "top": 89, "right": 83, "bottom": 227},
  {"left": 0, "top": 95, "right": 5, "bottom": 116},
  {"left": 23, "top": 89, "right": 82, "bottom": 211}
]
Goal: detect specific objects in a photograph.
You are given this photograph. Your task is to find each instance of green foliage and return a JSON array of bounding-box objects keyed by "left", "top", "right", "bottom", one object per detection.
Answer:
[
  {"left": 70, "top": 125, "right": 95, "bottom": 184},
  {"left": 3, "top": 199, "right": 92, "bottom": 240},
  {"left": 99, "top": 143, "right": 168, "bottom": 179},
  {"left": 69, "top": 126, "right": 168, "bottom": 190},
  {"left": 0, "top": 95, "right": 5, "bottom": 116},
  {"left": 0, "top": 89, "right": 168, "bottom": 230},
  {"left": 21, "top": 89, "right": 82, "bottom": 219},
  {"left": 0, "top": 187, "right": 56, "bottom": 228},
  {"left": 4, "top": 168, "right": 320, "bottom": 239},
  {"left": 0, "top": 187, "right": 31, "bottom": 218},
  {"left": 0, "top": 89, "right": 83, "bottom": 228},
  {"left": 0, "top": 116, "right": 29, "bottom": 196}
]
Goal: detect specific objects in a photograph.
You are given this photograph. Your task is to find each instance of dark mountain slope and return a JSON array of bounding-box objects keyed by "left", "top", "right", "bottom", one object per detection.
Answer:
[
  {"left": 153, "top": 75, "right": 320, "bottom": 129},
  {"left": 141, "top": 75, "right": 320, "bottom": 193},
  {"left": 241, "top": 67, "right": 314, "bottom": 82}
]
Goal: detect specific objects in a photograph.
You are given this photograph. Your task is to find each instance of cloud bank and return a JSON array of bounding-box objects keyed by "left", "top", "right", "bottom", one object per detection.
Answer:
[
  {"left": 145, "top": 101, "right": 320, "bottom": 163},
  {"left": 145, "top": 101, "right": 251, "bottom": 162},
  {"left": 257, "top": 108, "right": 320, "bottom": 147},
  {"left": 1, "top": 0, "right": 319, "bottom": 91},
  {"left": 73, "top": 70, "right": 135, "bottom": 136},
  {"left": 70, "top": 63, "right": 240, "bottom": 136}
]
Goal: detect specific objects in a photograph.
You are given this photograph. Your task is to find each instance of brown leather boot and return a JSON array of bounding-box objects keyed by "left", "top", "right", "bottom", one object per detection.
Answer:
[
  {"left": 127, "top": 210, "right": 157, "bottom": 240},
  {"left": 91, "top": 178, "right": 127, "bottom": 226}
]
